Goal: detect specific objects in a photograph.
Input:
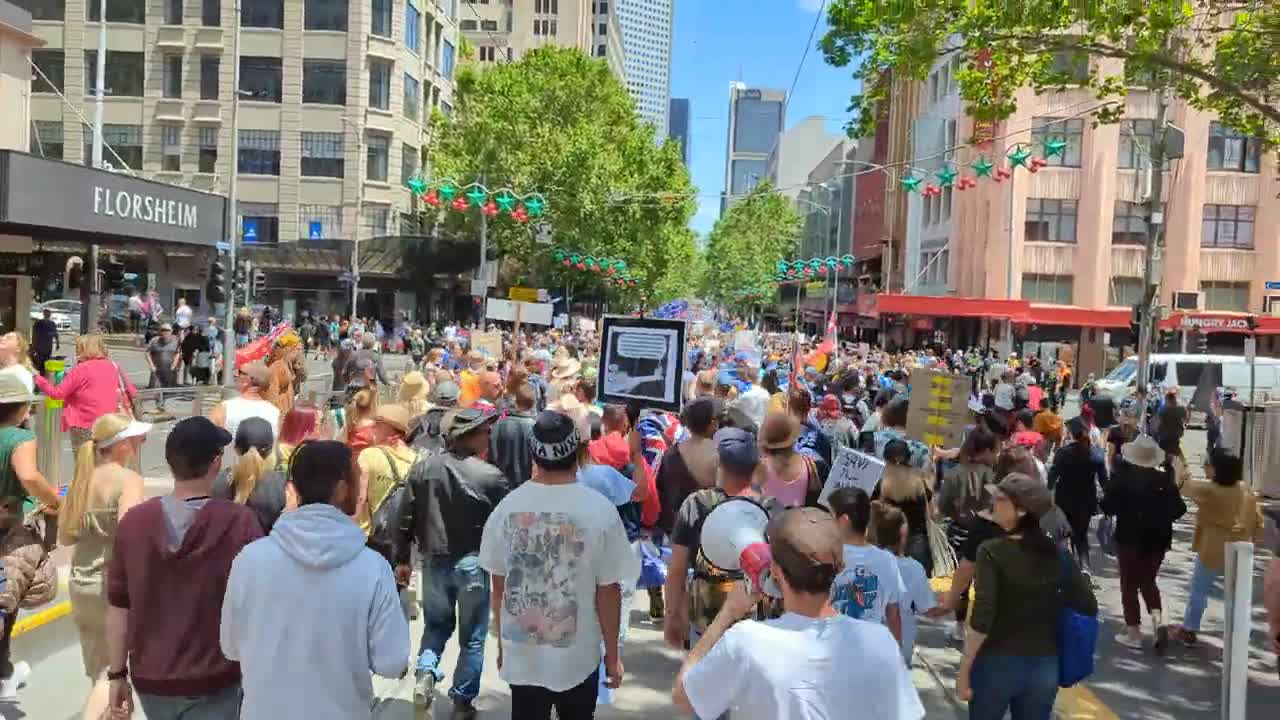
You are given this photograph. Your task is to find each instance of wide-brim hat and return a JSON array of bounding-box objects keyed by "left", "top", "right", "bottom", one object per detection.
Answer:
[
  {"left": 1121, "top": 434, "right": 1166, "bottom": 469},
  {"left": 398, "top": 371, "right": 428, "bottom": 403},
  {"left": 760, "top": 413, "right": 800, "bottom": 450},
  {"left": 551, "top": 358, "right": 582, "bottom": 380}
]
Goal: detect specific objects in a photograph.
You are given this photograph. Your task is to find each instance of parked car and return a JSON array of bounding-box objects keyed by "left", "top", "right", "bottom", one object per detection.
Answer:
[{"left": 30, "top": 299, "right": 81, "bottom": 332}]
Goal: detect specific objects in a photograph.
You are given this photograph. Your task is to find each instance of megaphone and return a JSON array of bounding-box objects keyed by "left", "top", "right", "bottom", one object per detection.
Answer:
[{"left": 699, "top": 497, "right": 781, "bottom": 598}]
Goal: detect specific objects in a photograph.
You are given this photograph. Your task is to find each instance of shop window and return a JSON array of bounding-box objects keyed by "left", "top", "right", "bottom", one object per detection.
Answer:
[
  {"left": 242, "top": 0, "right": 283, "bottom": 28},
  {"left": 362, "top": 205, "right": 391, "bottom": 238},
  {"left": 30, "top": 121, "right": 64, "bottom": 160},
  {"left": 371, "top": 0, "right": 392, "bottom": 37},
  {"left": 1021, "top": 274, "right": 1074, "bottom": 305},
  {"left": 1108, "top": 277, "right": 1143, "bottom": 307},
  {"left": 87, "top": 0, "right": 145, "bottom": 23},
  {"left": 366, "top": 133, "right": 390, "bottom": 182},
  {"left": 83, "top": 124, "right": 143, "bottom": 170},
  {"left": 304, "top": 0, "right": 347, "bottom": 30},
  {"left": 1207, "top": 122, "right": 1261, "bottom": 173},
  {"left": 239, "top": 202, "right": 279, "bottom": 244},
  {"left": 239, "top": 56, "right": 282, "bottom": 102},
  {"left": 161, "top": 126, "right": 182, "bottom": 172},
  {"left": 238, "top": 129, "right": 281, "bottom": 175},
  {"left": 302, "top": 60, "right": 347, "bottom": 105},
  {"left": 368, "top": 58, "right": 392, "bottom": 110},
  {"left": 405, "top": 2, "right": 421, "bottom": 54},
  {"left": 202, "top": 0, "right": 220, "bottom": 26},
  {"left": 299, "top": 205, "right": 343, "bottom": 240},
  {"left": 1201, "top": 204, "right": 1255, "bottom": 250},
  {"left": 1112, "top": 201, "right": 1164, "bottom": 246},
  {"left": 1025, "top": 198, "right": 1077, "bottom": 243},
  {"left": 162, "top": 55, "right": 183, "bottom": 99},
  {"left": 164, "top": 0, "right": 182, "bottom": 24},
  {"left": 85, "top": 51, "right": 145, "bottom": 97},
  {"left": 301, "top": 132, "right": 345, "bottom": 178},
  {"left": 31, "top": 49, "right": 63, "bottom": 93},
  {"left": 200, "top": 55, "right": 220, "bottom": 100},
  {"left": 403, "top": 74, "right": 420, "bottom": 121},
  {"left": 401, "top": 142, "right": 419, "bottom": 184},
  {"left": 1030, "top": 117, "right": 1083, "bottom": 167},
  {"left": 28, "top": 0, "right": 64, "bottom": 21},
  {"left": 197, "top": 127, "right": 218, "bottom": 173},
  {"left": 1199, "top": 281, "right": 1250, "bottom": 312}
]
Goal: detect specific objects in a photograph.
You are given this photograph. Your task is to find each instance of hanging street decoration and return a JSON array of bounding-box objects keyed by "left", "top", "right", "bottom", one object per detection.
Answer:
[
  {"left": 1042, "top": 137, "right": 1068, "bottom": 158},
  {"left": 1007, "top": 144, "right": 1033, "bottom": 168},
  {"left": 774, "top": 255, "right": 856, "bottom": 283},
  {"left": 935, "top": 165, "right": 958, "bottom": 188},
  {"left": 900, "top": 173, "right": 924, "bottom": 194},
  {"left": 889, "top": 131, "right": 1071, "bottom": 195},
  {"left": 971, "top": 157, "right": 995, "bottom": 177},
  {"left": 405, "top": 175, "right": 548, "bottom": 224},
  {"left": 550, "top": 247, "right": 639, "bottom": 287},
  {"left": 734, "top": 287, "right": 775, "bottom": 302}
]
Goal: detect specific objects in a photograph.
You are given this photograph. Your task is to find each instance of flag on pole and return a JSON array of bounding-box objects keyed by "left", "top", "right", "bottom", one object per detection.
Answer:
[{"left": 816, "top": 316, "right": 836, "bottom": 355}]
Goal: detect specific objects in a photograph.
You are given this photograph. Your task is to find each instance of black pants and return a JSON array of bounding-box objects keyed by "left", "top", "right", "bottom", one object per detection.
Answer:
[
  {"left": 0, "top": 609, "right": 15, "bottom": 678},
  {"left": 510, "top": 669, "right": 599, "bottom": 720}
]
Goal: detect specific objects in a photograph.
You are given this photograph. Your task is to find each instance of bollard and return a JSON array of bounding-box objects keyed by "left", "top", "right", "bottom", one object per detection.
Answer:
[
  {"left": 33, "top": 400, "right": 63, "bottom": 489},
  {"left": 1221, "top": 541, "right": 1254, "bottom": 720}
]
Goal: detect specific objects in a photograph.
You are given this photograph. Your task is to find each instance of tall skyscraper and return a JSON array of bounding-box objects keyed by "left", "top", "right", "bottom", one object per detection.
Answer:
[
  {"left": 722, "top": 82, "right": 786, "bottom": 213},
  {"left": 668, "top": 98, "right": 690, "bottom": 166},
  {"left": 458, "top": 1, "right": 626, "bottom": 83},
  {"left": 615, "top": 0, "right": 673, "bottom": 137}
]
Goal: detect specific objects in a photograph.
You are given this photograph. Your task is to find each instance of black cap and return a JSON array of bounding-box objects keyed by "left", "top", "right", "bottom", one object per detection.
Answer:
[
  {"left": 530, "top": 410, "right": 580, "bottom": 464},
  {"left": 714, "top": 427, "right": 759, "bottom": 472},
  {"left": 234, "top": 417, "right": 275, "bottom": 457},
  {"left": 166, "top": 416, "right": 232, "bottom": 478}
]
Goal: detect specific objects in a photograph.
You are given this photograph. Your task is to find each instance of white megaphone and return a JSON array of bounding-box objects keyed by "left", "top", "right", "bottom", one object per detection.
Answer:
[{"left": 699, "top": 497, "right": 781, "bottom": 598}]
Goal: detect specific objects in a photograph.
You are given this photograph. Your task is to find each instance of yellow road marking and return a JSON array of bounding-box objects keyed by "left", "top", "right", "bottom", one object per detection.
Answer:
[
  {"left": 13, "top": 600, "right": 71, "bottom": 637},
  {"left": 1056, "top": 685, "right": 1121, "bottom": 720}
]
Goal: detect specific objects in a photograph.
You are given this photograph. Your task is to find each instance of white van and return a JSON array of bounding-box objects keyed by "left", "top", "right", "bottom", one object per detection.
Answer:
[{"left": 1095, "top": 353, "right": 1280, "bottom": 410}]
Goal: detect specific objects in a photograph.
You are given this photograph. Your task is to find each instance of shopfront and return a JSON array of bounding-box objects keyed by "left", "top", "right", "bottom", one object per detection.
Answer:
[{"left": 0, "top": 151, "right": 227, "bottom": 332}]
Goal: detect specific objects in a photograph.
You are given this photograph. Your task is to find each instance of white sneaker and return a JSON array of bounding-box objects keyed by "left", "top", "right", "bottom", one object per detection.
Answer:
[
  {"left": 1114, "top": 630, "right": 1143, "bottom": 649},
  {"left": 0, "top": 661, "right": 30, "bottom": 702}
]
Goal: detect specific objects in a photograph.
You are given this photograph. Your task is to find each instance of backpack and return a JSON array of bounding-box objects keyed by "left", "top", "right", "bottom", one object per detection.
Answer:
[{"left": 366, "top": 448, "right": 412, "bottom": 570}]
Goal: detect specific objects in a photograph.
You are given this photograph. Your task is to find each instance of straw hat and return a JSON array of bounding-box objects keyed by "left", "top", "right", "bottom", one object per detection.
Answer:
[
  {"left": 397, "top": 371, "right": 428, "bottom": 403},
  {"left": 1121, "top": 434, "right": 1166, "bottom": 469},
  {"left": 551, "top": 357, "right": 582, "bottom": 381},
  {"left": 760, "top": 412, "right": 800, "bottom": 451}
]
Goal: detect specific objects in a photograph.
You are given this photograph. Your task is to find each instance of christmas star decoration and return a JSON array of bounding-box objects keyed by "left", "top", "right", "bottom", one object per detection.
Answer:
[
  {"left": 465, "top": 186, "right": 488, "bottom": 206},
  {"left": 451, "top": 197, "right": 469, "bottom": 212},
  {"left": 424, "top": 189, "right": 441, "bottom": 207},
  {"left": 900, "top": 173, "right": 924, "bottom": 193},
  {"left": 971, "top": 157, "right": 994, "bottom": 177},
  {"left": 1042, "top": 137, "right": 1068, "bottom": 158},
  {"left": 1008, "top": 144, "right": 1033, "bottom": 168},
  {"left": 935, "top": 166, "right": 958, "bottom": 187},
  {"left": 482, "top": 200, "right": 499, "bottom": 217},
  {"left": 495, "top": 191, "right": 517, "bottom": 213},
  {"left": 438, "top": 182, "right": 458, "bottom": 201},
  {"left": 523, "top": 195, "right": 546, "bottom": 217},
  {"left": 406, "top": 176, "right": 427, "bottom": 195},
  {"left": 512, "top": 206, "right": 529, "bottom": 223}
]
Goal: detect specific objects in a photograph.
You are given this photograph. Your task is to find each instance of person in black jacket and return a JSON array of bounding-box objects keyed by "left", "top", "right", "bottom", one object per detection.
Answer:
[
  {"left": 1048, "top": 418, "right": 1107, "bottom": 572},
  {"left": 1100, "top": 434, "right": 1186, "bottom": 653}
]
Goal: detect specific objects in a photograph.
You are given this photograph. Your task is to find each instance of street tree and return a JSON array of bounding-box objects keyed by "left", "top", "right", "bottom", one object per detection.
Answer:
[{"left": 700, "top": 185, "right": 801, "bottom": 310}]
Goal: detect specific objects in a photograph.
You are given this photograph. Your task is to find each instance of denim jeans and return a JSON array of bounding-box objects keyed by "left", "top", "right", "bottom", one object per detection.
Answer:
[
  {"left": 1181, "top": 557, "right": 1220, "bottom": 632},
  {"left": 137, "top": 683, "right": 242, "bottom": 720},
  {"left": 969, "top": 653, "right": 1058, "bottom": 720},
  {"left": 417, "top": 554, "right": 489, "bottom": 702}
]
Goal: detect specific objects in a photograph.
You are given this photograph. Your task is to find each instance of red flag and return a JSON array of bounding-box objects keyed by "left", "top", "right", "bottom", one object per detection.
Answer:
[{"left": 816, "top": 316, "right": 837, "bottom": 355}]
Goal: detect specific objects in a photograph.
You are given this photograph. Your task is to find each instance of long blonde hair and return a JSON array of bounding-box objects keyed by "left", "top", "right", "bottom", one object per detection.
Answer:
[
  {"left": 344, "top": 387, "right": 378, "bottom": 439},
  {"left": 232, "top": 448, "right": 270, "bottom": 503},
  {"left": 59, "top": 413, "right": 132, "bottom": 546},
  {"left": 878, "top": 464, "right": 930, "bottom": 504}
]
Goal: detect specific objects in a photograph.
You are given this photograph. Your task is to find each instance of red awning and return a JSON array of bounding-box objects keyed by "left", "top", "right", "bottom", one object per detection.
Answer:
[
  {"left": 1024, "top": 304, "right": 1131, "bottom": 328},
  {"left": 1160, "top": 312, "right": 1280, "bottom": 335},
  {"left": 871, "top": 294, "right": 1030, "bottom": 320}
]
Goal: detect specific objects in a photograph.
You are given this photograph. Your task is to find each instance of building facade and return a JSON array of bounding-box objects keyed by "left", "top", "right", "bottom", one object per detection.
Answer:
[
  {"left": 614, "top": 0, "right": 670, "bottom": 137},
  {"left": 765, "top": 115, "right": 842, "bottom": 204},
  {"left": 721, "top": 81, "right": 784, "bottom": 213},
  {"left": 667, "top": 95, "right": 688, "bottom": 165},
  {"left": 457, "top": 0, "right": 625, "bottom": 79}
]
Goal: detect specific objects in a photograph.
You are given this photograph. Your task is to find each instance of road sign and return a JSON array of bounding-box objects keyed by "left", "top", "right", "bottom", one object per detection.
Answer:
[
  {"left": 1245, "top": 337, "right": 1256, "bottom": 364},
  {"left": 242, "top": 219, "right": 259, "bottom": 242},
  {"left": 308, "top": 221, "right": 323, "bottom": 240},
  {"left": 1266, "top": 281, "right": 1280, "bottom": 291}
]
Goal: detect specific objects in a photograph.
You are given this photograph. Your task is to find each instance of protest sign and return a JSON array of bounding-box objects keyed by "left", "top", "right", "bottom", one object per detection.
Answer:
[
  {"left": 734, "top": 330, "right": 757, "bottom": 350},
  {"left": 817, "top": 447, "right": 886, "bottom": 508},
  {"left": 904, "top": 368, "right": 970, "bottom": 448},
  {"left": 598, "top": 316, "right": 687, "bottom": 412},
  {"left": 471, "top": 331, "right": 502, "bottom": 359}
]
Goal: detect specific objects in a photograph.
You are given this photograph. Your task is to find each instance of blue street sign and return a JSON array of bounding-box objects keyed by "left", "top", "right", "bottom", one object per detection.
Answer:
[
  {"left": 242, "top": 219, "right": 259, "bottom": 242},
  {"left": 309, "top": 221, "right": 323, "bottom": 240},
  {"left": 1266, "top": 281, "right": 1280, "bottom": 291},
  {"left": 215, "top": 241, "right": 230, "bottom": 252}
]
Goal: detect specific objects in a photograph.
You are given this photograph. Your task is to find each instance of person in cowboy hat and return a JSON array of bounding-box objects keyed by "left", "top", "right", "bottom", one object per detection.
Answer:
[
  {"left": 549, "top": 356, "right": 583, "bottom": 403},
  {"left": 397, "top": 371, "right": 430, "bottom": 418}
]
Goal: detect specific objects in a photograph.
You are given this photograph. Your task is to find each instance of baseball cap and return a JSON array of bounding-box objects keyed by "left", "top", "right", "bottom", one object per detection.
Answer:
[
  {"left": 714, "top": 427, "right": 759, "bottom": 471},
  {"left": 986, "top": 472, "right": 1054, "bottom": 518},
  {"left": 234, "top": 417, "right": 275, "bottom": 456},
  {"left": 530, "top": 410, "right": 580, "bottom": 465},
  {"left": 429, "top": 380, "right": 461, "bottom": 407},
  {"left": 166, "top": 416, "right": 232, "bottom": 476},
  {"left": 767, "top": 507, "right": 845, "bottom": 587}
]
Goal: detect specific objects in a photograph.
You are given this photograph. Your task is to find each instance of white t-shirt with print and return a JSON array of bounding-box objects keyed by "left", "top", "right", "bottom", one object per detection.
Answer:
[
  {"left": 683, "top": 613, "right": 925, "bottom": 720},
  {"left": 831, "top": 543, "right": 905, "bottom": 625},
  {"left": 895, "top": 555, "right": 937, "bottom": 663},
  {"left": 478, "top": 481, "right": 639, "bottom": 692}
]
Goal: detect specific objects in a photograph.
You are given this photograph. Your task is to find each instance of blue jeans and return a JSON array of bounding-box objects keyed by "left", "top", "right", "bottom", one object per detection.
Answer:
[
  {"left": 969, "top": 653, "right": 1058, "bottom": 720},
  {"left": 1181, "top": 557, "right": 1220, "bottom": 632},
  {"left": 137, "top": 683, "right": 242, "bottom": 720},
  {"left": 417, "top": 554, "right": 489, "bottom": 702}
]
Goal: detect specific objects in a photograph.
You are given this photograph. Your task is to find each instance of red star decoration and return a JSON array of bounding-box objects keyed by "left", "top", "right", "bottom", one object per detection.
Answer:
[
  {"left": 424, "top": 190, "right": 441, "bottom": 207},
  {"left": 482, "top": 200, "right": 499, "bottom": 217},
  {"left": 452, "top": 197, "right": 469, "bottom": 212},
  {"left": 512, "top": 207, "right": 529, "bottom": 223}
]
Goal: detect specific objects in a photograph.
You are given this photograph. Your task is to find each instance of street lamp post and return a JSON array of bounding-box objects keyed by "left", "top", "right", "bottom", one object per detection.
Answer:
[
  {"left": 221, "top": 0, "right": 242, "bottom": 389},
  {"left": 340, "top": 116, "right": 363, "bottom": 317}
]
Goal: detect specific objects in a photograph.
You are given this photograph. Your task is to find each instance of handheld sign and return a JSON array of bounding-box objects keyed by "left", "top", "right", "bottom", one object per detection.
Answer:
[{"left": 816, "top": 447, "right": 886, "bottom": 509}]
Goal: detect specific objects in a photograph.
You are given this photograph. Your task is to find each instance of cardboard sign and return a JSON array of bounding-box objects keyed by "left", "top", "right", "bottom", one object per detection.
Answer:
[
  {"left": 734, "top": 330, "right": 757, "bottom": 350},
  {"left": 508, "top": 286, "right": 539, "bottom": 303},
  {"left": 817, "top": 447, "right": 886, "bottom": 508},
  {"left": 471, "top": 331, "right": 502, "bottom": 359},
  {"left": 487, "top": 299, "right": 553, "bottom": 326},
  {"left": 904, "top": 368, "right": 970, "bottom": 449},
  {"left": 598, "top": 315, "right": 688, "bottom": 413}
]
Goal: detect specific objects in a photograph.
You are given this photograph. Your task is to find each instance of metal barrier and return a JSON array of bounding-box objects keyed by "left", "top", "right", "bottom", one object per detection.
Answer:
[
  {"left": 33, "top": 400, "right": 63, "bottom": 492},
  {"left": 1221, "top": 541, "right": 1254, "bottom": 720}
]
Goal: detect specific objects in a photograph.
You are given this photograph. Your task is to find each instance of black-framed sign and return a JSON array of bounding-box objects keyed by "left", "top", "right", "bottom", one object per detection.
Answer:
[{"left": 598, "top": 315, "right": 687, "bottom": 413}]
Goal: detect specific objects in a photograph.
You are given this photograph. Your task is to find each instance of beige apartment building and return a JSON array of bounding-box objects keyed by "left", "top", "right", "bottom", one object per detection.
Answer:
[{"left": 457, "top": 0, "right": 624, "bottom": 78}]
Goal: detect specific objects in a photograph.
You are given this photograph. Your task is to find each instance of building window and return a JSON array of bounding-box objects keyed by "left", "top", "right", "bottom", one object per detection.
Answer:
[
  {"left": 197, "top": 127, "right": 218, "bottom": 173},
  {"left": 240, "top": 56, "right": 282, "bottom": 102},
  {"left": 460, "top": 19, "right": 476, "bottom": 30},
  {"left": 162, "top": 55, "right": 182, "bottom": 99},
  {"left": 1201, "top": 204, "right": 1255, "bottom": 250},
  {"left": 401, "top": 142, "right": 419, "bottom": 184},
  {"left": 1021, "top": 274, "right": 1074, "bottom": 304},
  {"left": 440, "top": 101, "right": 453, "bottom": 119},
  {"left": 164, "top": 0, "right": 182, "bottom": 24},
  {"left": 368, "top": 58, "right": 392, "bottom": 110},
  {"left": 202, "top": 0, "right": 220, "bottom": 26},
  {"left": 598, "top": 22, "right": 606, "bottom": 35},
  {"left": 1049, "top": 49, "right": 1088, "bottom": 83},
  {"left": 31, "top": 49, "right": 63, "bottom": 94},
  {"left": 299, "top": 205, "right": 343, "bottom": 240},
  {"left": 403, "top": 74, "right": 420, "bottom": 121},
  {"left": 441, "top": 40, "right": 455, "bottom": 78},
  {"left": 1200, "top": 281, "right": 1250, "bottom": 312},
  {"left": 84, "top": 51, "right": 145, "bottom": 96},
  {"left": 239, "top": 203, "right": 279, "bottom": 244},
  {"left": 301, "top": 131, "right": 345, "bottom": 178},
  {"left": 595, "top": 44, "right": 605, "bottom": 57},
  {"left": 1112, "top": 201, "right": 1165, "bottom": 246},
  {"left": 733, "top": 96, "right": 784, "bottom": 154},
  {"left": 1109, "top": 277, "right": 1144, "bottom": 307},
  {"left": 238, "top": 129, "right": 281, "bottom": 175},
  {"left": 1119, "top": 119, "right": 1159, "bottom": 170},
  {"left": 405, "top": 2, "right": 420, "bottom": 54},
  {"left": 27, "top": 0, "right": 64, "bottom": 21},
  {"left": 366, "top": 133, "right": 390, "bottom": 182},
  {"left": 200, "top": 55, "right": 220, "bottom": 99},
  {"left": 302, "top": 60, "right": 347, "bottom": 105},
  {"left": 534, "top": 0, "right": 558, "bottom": 11},
  {"left": 304, "top": 0, "right": 348, "bottom": 30},
  {"left": 1207, "top": 122, "right": 1261, "bottom": 173},
  {"left": 371, "top": 0, "right": 392, "bottom": 36},
  {"left": 598, "top": 1, "right": 607, "bottom": 12},
  {"left": 83, "top": 124, "right": 143, "bottom": 170},
  {"left": 160, "top": 126, "right": 181, "bottom": 171},
  {"left": 1025, "top": 199, "right": 1077, "bottom": 243},
  {"left": 533, "top": 18, "right": 558, "bottom": 36},
  {"left": 479, "top": 45, "right": 496, "bottom": 62},
  {"left": 242, "top": 0, "right": 283, "bottom": 28},
  {"left": 1030, "top": 117, "right": 1083, "bottom": 167},
  {"left": 481, "top": 19, "right": 497, "bottom": 30},
  {"left": 88, "top": 0, "right": 145, "bottom": 23},
  {"left": 362, "top": 205, "right": 391, "bottom": 237},
  {"left": 29, "top": 121, "right": 64, "bottom": 160}
]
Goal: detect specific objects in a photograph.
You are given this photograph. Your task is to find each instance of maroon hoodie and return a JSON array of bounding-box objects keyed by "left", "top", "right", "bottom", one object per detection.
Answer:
[{"left": 107, "top": 496, "right": 263, "bottom": 696}]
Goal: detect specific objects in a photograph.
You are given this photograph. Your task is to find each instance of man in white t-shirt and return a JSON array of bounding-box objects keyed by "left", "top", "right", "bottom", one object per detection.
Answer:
[
  {"left": 673, "top": 507, "right": 924, "bottom": 720},
  {"left": 478, "top": 410, "right": 637, "bottom": 719},
  {"left": 827, "top": 487, "right": 905, "bottom": 642},
  {"left": 734, "top": 359, "right": 770, "bottom": 428}
]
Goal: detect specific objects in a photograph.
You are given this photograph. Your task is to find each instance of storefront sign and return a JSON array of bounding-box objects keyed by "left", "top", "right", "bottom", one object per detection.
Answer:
[
  {"left": 92, "top": 186, "right": 199, "bottom": 229},
  {"left": 1178, "top": 315, "right": 1252, "bottom": 331}
]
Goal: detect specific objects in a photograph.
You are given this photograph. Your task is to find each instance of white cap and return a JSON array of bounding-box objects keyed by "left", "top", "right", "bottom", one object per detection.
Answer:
[{"left": 99, "top": 420, "right": 153, "bottom": 449}]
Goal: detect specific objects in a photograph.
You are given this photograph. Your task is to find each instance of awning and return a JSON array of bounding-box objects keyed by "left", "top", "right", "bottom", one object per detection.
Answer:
[
  {"left": 1159, "top": 312, "right": 1280, "bottom": 335},
  {"left": 871, "top": 294, "right": 1031, "bottom": 320},
  {"left": 1024, "top": 305, "right": 1131, "bottom": 328}
]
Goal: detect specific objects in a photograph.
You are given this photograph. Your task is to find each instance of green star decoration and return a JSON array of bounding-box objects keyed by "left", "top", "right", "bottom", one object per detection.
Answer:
[
  {"left": 971, "top": 157, "right": 994, "bottom": 177},
  {"left": 900, "top": 173, "right": 923, "bottom": 193},
  {"left": 524, "top": 196, "right": 545, "bottom": 217},
  {"left": 465, "top": 186, "right": 488, "bottom": 206},
  {"left": 437, "top": 183, "right": 458, "bottom": 201},
  {"left": 406, "top": 176, "right": 427, "bottom": 194},
  {"left": 1007, "top": 144, "right": 1033, "bottom": 168},
  {"left": 935, "top": 166, "right": 958, "bottom": 187},
  {"left": 495, "top": 192, "right": 517, "bottom": 212},
  {"left": 1042, "top": 137, "right": 1068, "bottom": 158}
]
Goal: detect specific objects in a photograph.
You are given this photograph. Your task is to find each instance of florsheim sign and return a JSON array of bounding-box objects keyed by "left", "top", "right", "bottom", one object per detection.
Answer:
[{"left": 0, "top": 151, "right": 226, "bottom": 246}]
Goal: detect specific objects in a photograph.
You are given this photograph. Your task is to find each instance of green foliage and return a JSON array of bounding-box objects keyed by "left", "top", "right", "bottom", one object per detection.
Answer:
[
  {"left": 426, "top": 46, "right": 696, "bottom": 303},
  {"left": 700, "top": 185, "right": 801, "bottom": 309},
  {"left": 822, "top": 0, "right": 1279, "bottom": 146}
]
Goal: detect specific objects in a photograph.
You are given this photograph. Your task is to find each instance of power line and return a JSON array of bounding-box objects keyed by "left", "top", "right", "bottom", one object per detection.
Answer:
[
  {"left": 784, "top": 0, "right": 828, "bottom": 115},
  {"left": 27, "top": 57, "right": 135, "bottom": 175},
  {"left": 462, "top": 0, "right": 512, "bottom": 64}
]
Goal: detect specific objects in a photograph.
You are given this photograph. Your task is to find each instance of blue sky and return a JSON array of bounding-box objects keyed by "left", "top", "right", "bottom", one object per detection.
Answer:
[{"left": 670, "top": 0, "right": 858, "bottom": 235}]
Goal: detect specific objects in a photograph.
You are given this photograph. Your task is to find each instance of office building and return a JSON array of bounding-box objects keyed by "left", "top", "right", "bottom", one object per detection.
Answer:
[
  {"left": 458, "top": 0, "right": 625, "bottom": 79},
  {"left": 766, "top": 115, "right": 842, "bottom": 204},
  {"left": 615, "top": 0, "right": 671, "bottom": 137},
  {"left": 668, "top": 96, "right": 688, "bottom": 165},
  {"left": 722, "top": 82, "right": 785, "bottom": 213},
  {"left": 25, "top": 0, "right": 460, "bottom": 320}
]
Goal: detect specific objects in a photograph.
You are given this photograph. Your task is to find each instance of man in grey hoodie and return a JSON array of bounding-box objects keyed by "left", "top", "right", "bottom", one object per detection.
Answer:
[{"left": 220, "top": 440, "right": 409, "bottom": 719}]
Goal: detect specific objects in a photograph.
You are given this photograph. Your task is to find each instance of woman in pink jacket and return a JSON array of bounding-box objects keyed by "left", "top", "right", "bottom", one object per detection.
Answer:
[{"left": 33, "top": 335, "right": 137, "bottom": 454}]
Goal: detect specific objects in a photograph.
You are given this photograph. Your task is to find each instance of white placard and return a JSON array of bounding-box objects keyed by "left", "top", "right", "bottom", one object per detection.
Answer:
[
  {"left": 486, "top": 298, "right": 554, "bottom": 326},
  {"left": 816, "top": 447, "right": 886, "bottom": 508},
  {"left": 734, "top": 330, "right": 757, "bottom": 350}
]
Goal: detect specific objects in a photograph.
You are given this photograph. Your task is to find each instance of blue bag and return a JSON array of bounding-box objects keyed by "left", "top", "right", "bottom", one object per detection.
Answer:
[
  {"left": 636, "top": 540, "right": 670, "bottom": 590},
  {"left": 1056, "top": 551, "right": 1098, "bottom": 687}
]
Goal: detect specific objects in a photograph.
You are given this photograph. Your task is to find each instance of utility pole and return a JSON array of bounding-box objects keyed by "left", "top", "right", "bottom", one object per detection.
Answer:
[
  {"left": 91, "top": 0, "right": 107, "bottom": 168},
  {"left": 340, "top": 117, "right": 362, "bottom": 316},
  {"left": 477, "top": 174, "right": 489, "bottom": 331},
  {"left": 222, "top": 0, "right": 242, "bottom": 389},
  {"left": 1134, "top": 83, "right": 1172, "bottom": 432}
]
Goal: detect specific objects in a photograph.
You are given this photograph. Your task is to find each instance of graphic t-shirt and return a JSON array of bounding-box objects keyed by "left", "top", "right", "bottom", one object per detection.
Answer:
[
  {"left": 896, "top": 555, "right": 937, "bottom": 663},
  {"left": 478, "top": 481, "right": 638, "bottom": 692},
  {"left": 831, "top": 544, "right": 905, "bottom": 625}
]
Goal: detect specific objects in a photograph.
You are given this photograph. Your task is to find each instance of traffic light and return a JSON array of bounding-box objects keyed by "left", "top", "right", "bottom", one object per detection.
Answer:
[
  {"left": 252, "top": 269, "right": 266, "bottom": 297},
  {"left": 207, "top": 261, "right": 227, "bottom": 304},
  {"left": 65, "top": 256, "right": 83, "bottom": 292},
  {"left": 104, "top": 258, "right": 126, "bottom": 291},
  {"left": 234, "top": 261, "right": 249, "bottom": 302}
]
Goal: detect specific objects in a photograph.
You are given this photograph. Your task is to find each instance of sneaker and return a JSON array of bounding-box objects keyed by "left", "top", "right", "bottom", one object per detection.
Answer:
[
  {"left": 1153, "top": 625, "right": 1170, "bottom": 656},
  {"left": 453, "top": 698, "right": 478, "bottom": 720},
  {"left": 648, "top": 589, "right": 665, "bottom": 620},
  {"left": 0, "top": 661, "right": 30, "bottom": 702},
  {"left": 413, "top": 673, "right": 435, "bottom": 710},
  {"left": 1114, "top": 630, "right": 1143, "bottom": 649}
]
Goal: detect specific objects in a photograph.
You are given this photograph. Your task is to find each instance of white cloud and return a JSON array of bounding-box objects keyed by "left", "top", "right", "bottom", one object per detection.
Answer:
[{"left": 797, "top": 0, "right": 826, "bottom": 12}]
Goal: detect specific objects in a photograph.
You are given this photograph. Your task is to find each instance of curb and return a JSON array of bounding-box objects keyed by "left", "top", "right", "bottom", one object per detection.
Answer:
[{"left": 13, "top": 600, "right": 70, "bottom": 638}]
